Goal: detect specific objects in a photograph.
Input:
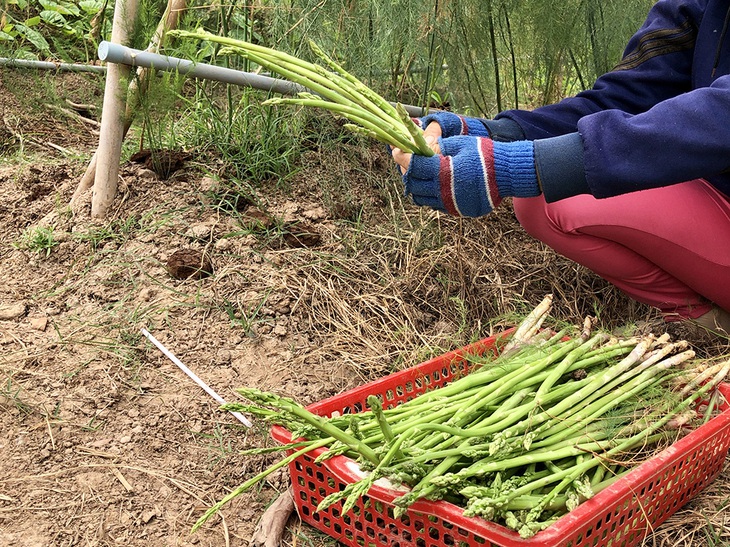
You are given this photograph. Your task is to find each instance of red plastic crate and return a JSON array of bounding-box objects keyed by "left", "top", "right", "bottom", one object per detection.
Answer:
[{"left": 271, "top": 331, "right": 730, "bottom": 547}]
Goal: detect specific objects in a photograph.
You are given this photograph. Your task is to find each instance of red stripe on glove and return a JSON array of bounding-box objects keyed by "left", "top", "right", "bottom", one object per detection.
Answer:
[
  {"left": 438, "top": 155, "right": 461, "bottom": 216},
  {"left": 479, "top": 138, "right": 502, "bottom": 210}
]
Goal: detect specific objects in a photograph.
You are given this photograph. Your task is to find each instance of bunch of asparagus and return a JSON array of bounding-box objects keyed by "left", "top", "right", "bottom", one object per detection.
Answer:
[
  {"left": 170, "top": 29, "right": 434, "bottom": 156},
  {"left": 194, "top": 297, "right": 729, "bottom": 537}
]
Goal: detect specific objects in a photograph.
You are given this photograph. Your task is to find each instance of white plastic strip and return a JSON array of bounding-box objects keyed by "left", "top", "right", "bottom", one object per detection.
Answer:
[{"left": 140, "top": 328, "right": 253, "bottom": 427}]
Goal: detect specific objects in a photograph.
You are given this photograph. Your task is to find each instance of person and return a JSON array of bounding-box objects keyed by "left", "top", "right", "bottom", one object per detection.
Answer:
[{"left": 391, "top": 0, "right": 730, "bottom": 338}]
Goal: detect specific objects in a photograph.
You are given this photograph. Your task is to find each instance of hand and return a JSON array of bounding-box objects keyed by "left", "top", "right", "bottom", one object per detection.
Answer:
[
  {"left": 402, "top": 136, "right": 541, "bottom": 218},
  {"left": 392, "top": 121, "right": 442, "bottom": 174},
  {"left": 416, "top": 111, "right": 493, "bottom": 138}
]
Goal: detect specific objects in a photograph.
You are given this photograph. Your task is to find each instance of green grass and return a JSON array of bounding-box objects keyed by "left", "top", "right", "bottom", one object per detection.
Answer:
[
  {"left": 0, "top": 377, "right": 34, "bottom": 415},
  {"left": 13, "top": 225, "right": 59, "bottom": 256},
  {"left": 222, "top": 292, "right": 274, "bottom": 336},
  {"left": 73, "top": 215, "right": 141, "bottom": 251}
]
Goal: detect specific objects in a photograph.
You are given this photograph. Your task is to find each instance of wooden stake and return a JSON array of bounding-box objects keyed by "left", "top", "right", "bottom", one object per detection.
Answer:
[
  {"left": 90, "top": 0, "right": 139, "bottom": 218},
  {"left": 73, "top": 0, "right": 187, "bottom": 212}
]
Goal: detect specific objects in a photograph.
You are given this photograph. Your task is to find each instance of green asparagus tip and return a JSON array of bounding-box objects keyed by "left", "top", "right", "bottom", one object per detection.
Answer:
[
  {"left": 343, "top": 124, "right": 379, "bottom": 140},
  {"left": 308, "top": 39, "right": 323, "bottom": 54},
  {"left": 218, "top": 46, "right": 242, "bottom": 56}
]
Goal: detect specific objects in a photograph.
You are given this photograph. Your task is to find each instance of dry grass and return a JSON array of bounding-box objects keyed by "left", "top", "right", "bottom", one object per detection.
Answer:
[
  {"left": 646, "top": 463, "right": 730, "bottom": 546},
  {"left": 259, "top": 144, "right": 730, "bottom": 546}
]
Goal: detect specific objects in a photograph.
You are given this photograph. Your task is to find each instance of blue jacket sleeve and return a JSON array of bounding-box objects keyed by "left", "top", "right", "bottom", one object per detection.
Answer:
[
  {"left": 492, "top": 0, "right": 730, "bottom": 200},
  {"left": 534, "top": 76, "right": 730, "bottom": 200},
  {"left": 498, "top": 0, "right": 700, "bottom": 139}
]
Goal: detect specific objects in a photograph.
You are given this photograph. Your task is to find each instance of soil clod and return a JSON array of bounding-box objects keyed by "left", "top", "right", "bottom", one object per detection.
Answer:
[{"left": 166, "top": 248, "right": 214, "bottom": 280}]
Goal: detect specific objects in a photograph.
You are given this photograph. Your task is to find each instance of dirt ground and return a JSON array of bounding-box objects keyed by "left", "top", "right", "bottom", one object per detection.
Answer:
[{"left": 1, "top": 70, "right": 728, "bottom": 547}]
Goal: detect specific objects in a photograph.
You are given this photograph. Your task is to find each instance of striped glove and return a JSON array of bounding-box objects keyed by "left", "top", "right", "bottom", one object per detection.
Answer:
[
  {"left": 403, "top": 135, "right": 541, "bottom": 217},
  {"left": 414, "top": 111, "right": 492, "bottom": 138}
]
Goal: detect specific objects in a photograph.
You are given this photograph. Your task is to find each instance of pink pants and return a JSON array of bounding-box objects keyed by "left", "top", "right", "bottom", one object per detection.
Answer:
[{"left": 512, "top": 179, "right": 730, "bottom": 320}]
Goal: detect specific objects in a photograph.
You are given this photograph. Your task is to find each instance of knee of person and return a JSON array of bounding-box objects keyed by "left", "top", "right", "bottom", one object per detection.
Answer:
[{"left": 512, "top": 196, "right": 550, "bottom": 238}]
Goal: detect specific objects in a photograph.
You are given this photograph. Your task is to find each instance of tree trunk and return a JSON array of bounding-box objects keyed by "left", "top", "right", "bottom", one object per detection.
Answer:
[
  {"left": 73, "top": 0, "right": 187, "bottom": 214},
  {"left": 89, "top": 0, "right": 139, "bottom": 218}
]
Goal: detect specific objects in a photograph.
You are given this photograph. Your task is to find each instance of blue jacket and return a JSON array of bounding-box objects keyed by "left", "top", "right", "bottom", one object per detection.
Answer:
[{"left": 489, "top": 0, "right": 730, "bottom": 202}]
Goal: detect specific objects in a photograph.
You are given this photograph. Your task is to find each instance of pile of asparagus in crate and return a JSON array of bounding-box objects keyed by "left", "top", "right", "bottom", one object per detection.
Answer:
[{"left": 194, "top": 295, "right": 729, "bottom": 538}]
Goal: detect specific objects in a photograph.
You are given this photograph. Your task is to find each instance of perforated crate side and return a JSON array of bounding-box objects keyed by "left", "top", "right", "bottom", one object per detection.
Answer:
[
  {"left": 289, "top": 451, "right": 505, "bottom": 547},
  {"left": 285, "top": 386, "right": 730, "bottom": 547}
]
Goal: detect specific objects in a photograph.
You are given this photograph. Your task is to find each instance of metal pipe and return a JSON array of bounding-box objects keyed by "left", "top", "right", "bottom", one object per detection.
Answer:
[
  {"left": 98, "top": 41, "right": 426, "bottom": 117},
  {"left": 0, "top": 57, "right": 107, "bottom": 74}
]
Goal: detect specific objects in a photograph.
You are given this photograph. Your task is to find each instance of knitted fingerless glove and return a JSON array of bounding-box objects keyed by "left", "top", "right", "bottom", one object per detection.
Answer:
[
  {"left": 414, "top": 111, "right": 492, "bottom": 138},
  {"left": 403, "top": 136, "right": 541, "bottom": 217},
  {"left": 414, "top": 111, "right": 525, "bottom": 142}
]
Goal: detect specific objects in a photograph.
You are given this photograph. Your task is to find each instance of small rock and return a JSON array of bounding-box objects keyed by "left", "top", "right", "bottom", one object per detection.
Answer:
[
  {"left": 0, "top": 303, "right": 26, "bottom": 321},
  {"left": 28, "top": 314, "right": 48, "bottom": 331},
  {"left": 214, "top": 238, "right": 232, "bottom": 251},
  {"left": 198, "top": 176, "right": 219, "bottom": 194},
  {"left": 215, "top": 349, "right": 232, "bottom": 365},
  {"left": 127, "top": 408, "right": 140, "bottom": 418},
  {"left": 90, "top": 438, "right": 110, "bottom": 448},
  {"left": 302, "top": 206, "right": 327, "bottom": 221},
  {"left": 273, "top": 298, "right": 292, "bottom": 315},
  {"left": 141, "top": 509, "right": 157, "bottom": 524},
  {"left": 54, "top": 231, "right": 72, "bottom": 243},
  {"left": 240, "top": 207, "right": 274, "bottom": 230},
  {"left": 185, "top": 223, "right": 212, "bottom": 240},
  {"left": 138, "top": 168, "right": 158, "bottom": 181},
  {"left": 272, "top": 324, "right": 288, "bottom": 337},
  {"left": 119, "top": 435, "right": 132, "bottom": 444},
  {"left": 281, "top": 222, "right": 321, "bottom": 248}
]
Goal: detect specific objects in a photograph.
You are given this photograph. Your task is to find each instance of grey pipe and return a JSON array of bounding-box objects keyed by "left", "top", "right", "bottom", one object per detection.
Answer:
[
  {"left": 98, "top": 41, "right": 426, "bottom": 117},
  {"left": 0, "top": 57, "right": 107, "bottom": 74}
]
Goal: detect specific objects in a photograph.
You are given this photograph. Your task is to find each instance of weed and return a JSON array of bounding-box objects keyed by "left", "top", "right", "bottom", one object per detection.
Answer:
[
  {"left": 173, "top": 84, "right": 306, "bottom": 188},
  {"left": 0, "top": 377, "right": 33, "bottom": 415},
  {"left": 0, "top": 0, "right": 113, "bottom": 62},
  {"left": 73, "top": 215, "right": 140, "bottom": 250},
  {"left": 195, "top": 423, "right": 237, "bottom": 466},
  {"left": 202, "top": 175, "right": 259, "bottom": 216},
  {"left": 13, "top": 225, "right": 59, "bottom": 256},
  {"left": 64, "top": 357, "right": 95, "bottom": 380},
  {"left": 449, "top": 295, "right": 470, "bottom": 339},
  {"left": 289, "top": 525, "right": 338, "bottom": 547},
  {"left": 81, "top": 415, "right": 105, "bottom": 431},
  {"left": 222, "top": 291, "right": 273, "bottom": 336}
]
